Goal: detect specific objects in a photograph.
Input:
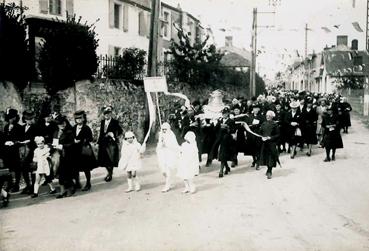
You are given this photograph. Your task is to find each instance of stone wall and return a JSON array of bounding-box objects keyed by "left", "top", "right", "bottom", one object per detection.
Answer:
[{"left": 8, "top": 80, "right": 243, "bottom": 143}]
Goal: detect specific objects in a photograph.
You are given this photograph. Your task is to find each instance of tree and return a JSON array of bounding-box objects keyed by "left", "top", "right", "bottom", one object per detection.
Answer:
[
  {"left": 167, "top": 27, "right": 224, "bottom": 85},
  {"left": 0, "top": 2, "right": 30, "bottom": 89},
  {"left": 104, "top": 47, "right": 147, "bottom": 81},
  {"left": 333, "top": 75, "right": 365, "bottom": 90},
  {"left": 38, "top": 15, "right": 99, "bottom": 94}
]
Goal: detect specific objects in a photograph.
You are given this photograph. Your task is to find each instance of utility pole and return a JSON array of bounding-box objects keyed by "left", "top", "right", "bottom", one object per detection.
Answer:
[
  {"left": 304, "top": 23, "right": 308, "bottom": 58},
  {"left": 148, "top": 0, "right": 160, "bottom": 77},
  {"left": 366, "top": 0, "right": 369, "bottom": 51},
  {"left": 364, "top": 0, "right": 369, "bottom": 116},
  {"left": 249, "top": 7, "right": 275, "bottom": 98},
  {"left": 250, "top": 8, "right": 257, "bottom": 98}
]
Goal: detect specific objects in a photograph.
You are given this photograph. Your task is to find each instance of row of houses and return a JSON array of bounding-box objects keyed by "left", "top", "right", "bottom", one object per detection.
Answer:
[
  {"left": 7, "top": 0, "right": 205, "bottom": 78},
  {"left": 281, "top": 36, "right": 369, "bottom": 93}
]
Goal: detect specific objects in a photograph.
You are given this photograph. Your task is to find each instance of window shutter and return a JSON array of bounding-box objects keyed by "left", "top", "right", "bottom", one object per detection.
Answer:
[
  {"left": 138, "top": 11, "right": 146, "bottom": 36},
  {"left": 66, "top": 0, "right": 74, "bottom": 17},
  {"left": 123, "top": 4, "right": 129, "bottom": 32},
  {"left": 146, "top": 13, "right": 151, "bottom": 38},
  {"left": 109, "top": 0, "right": 114, "bottom": 28},
  {"left": 39, "top": 0, "right": 48, "bottom": 14}
]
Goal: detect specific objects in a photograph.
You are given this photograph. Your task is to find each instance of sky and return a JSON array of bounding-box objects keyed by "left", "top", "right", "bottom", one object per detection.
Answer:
[{"left": 163, "top": 0, "right": 366, "bottom": 79}]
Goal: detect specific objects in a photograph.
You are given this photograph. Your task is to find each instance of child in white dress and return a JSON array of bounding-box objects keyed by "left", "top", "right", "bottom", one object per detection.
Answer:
[
  {"left": 118, "top": 131, "right": 145, "bottom": 192},
  {"left": 177, "top": 131, "right": 199, "bottom": 194},
  {"left": 156, "top": 123, "right": 180, "bottom": 192},
  {"left": 31, "top": 136, "right": 56, "bottom": 198}
]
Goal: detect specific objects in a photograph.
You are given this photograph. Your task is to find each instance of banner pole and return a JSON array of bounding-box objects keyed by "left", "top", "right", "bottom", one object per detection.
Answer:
[{"left": 155, "top": 92, "right": 162, "bottom": 128}]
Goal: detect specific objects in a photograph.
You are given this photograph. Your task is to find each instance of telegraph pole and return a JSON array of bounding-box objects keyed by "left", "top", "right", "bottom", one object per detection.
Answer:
[
  {"left": 250, "top": 8, "right": 257, "bottom": 98},
  {"left": 148, "top": 0, "right": 160, "bottom": 77}
]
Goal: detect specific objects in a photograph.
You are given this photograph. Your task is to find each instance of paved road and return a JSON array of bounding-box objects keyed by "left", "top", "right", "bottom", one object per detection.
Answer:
[{"left": 1, "top": 115, "right": 369, "bottom": 251}]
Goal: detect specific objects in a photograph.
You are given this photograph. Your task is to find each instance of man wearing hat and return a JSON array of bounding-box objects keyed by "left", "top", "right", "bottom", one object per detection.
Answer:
[
  {"left": 285, "top": 101, "right": 302, "bottom": 159},
  {"left": 3, "top": 108, "right": 23, "bottom": 193},
  {"left": 97, "top": 106, "right": 123, "bottom": 182},
  {"left": 17, "top": 110, "right": 39, "bottom": 194}
]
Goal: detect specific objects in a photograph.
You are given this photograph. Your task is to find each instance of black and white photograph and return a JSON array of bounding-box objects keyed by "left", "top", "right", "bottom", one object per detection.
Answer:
[{"left": 0, "top": 0, "right": 368, "bottom": 250}]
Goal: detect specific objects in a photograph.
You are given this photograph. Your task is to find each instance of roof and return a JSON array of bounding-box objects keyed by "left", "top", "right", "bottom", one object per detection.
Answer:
[
  {"left": 323, "top": 50, "right": 369, "bottom": 76},
  {"left": 220, "top": 52, "right": 250, "bottom": 67},
  {"left": 219, "top": 46, "right": 251, "bottom": 62}
]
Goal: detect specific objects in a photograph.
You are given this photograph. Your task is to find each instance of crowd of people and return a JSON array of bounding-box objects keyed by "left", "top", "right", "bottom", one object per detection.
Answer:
[{"left": 0, "top": 89, "right": 352, "bottom": 208}]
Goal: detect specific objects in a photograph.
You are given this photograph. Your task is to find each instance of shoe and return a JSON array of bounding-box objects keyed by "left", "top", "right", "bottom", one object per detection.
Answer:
[
  {"left": 251, "top": 162, "right": 255, "bottom": 167},
  {"left": 125, "top": 187, "right": 133, "bottom": 193},
  {"left": 81, "top": 184, "right": 91, "bottom": 191},
  {"left": 134, "top": 182, "right": 141, "bottom": 192},
  {"left": 182, "top": 189, "right": 189, "bottom": 194},
  {"left": 267, "top": 173, "right": 272, "bottom": 179},
  {"left": 331, "top": 156, "right": 335, "bottom": 161},
  {"left": 190, "top": 188, "right": 196, "bottom": 194},
  {"left": 70, "top": 187, "right": 76, "bottom": 195},
  {"left": 104, "top": 175, "right": 112, "bottom": 182},
  {"left": 56, "top": 192, "right": 68, "bottom": 199},
  {"left": 21, "top": 187, "right": 31, "bottom": 195},
  {"left": 2, "top": 194, "right": 10, "bottom": 207},
  {"left": 324, "top": 157, "right": 331, "bottom": 162},
  {"left": 256, "top": 165, "right": 260, "bottom": 170},
  {"left": 74, "top": 183, "right": 82, "bottom": 190},
  {"left": 49, "top": 189, "right": 57, "bottom": 194},
  {"left": 31, "top": 193, "right": 38, "bottom": 198},
  {"left": 231, "top": 162, "right": 236, "bottom": 168},
  {"left": 205, "top": 160, "right": 212, "bottom": 167},
  {"left": 218, "top": 173, "right": 223, "bottom": 178},
  {"left": 161, "top": 187, "right": 170, "bottom": 193},
  {"left": 306, "top": 152, "right": 311, "bottom": 157},
  {"left": 10, "top": 186, "right": 19, "bottom": 193},
  {"left": 224, "top": 171, "right": 229, "bottom": 175}
]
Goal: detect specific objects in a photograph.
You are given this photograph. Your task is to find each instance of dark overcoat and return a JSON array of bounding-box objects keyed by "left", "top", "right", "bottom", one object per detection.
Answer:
[
  {"left": 338, "top": 102, "right": 352, "bottom": 128},
  {"left": 285, "top": 110, "right": 302, "bottom": 145},
  {"left": 72, "top": 124, "right": 97, "bottom": 171},
  {"left": 3, "top": 123, "right": 22, "bottom": 172},
  {"left": 301, "top": 108, "right": 318, "bottom": 144},
  {"left": 97, "top": 118, "right": 122, "bottom": 167},
  {"left": 258, "top": 120, "right": 280, "bottom": 168},
  {"left": 321, "top": 114, "right": 343, "bottom": 149}
]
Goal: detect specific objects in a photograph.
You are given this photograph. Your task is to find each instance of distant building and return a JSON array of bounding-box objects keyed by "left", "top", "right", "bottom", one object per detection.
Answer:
[
  {"left": 284, "top": 36, "right": 369, "bottom": 93},
  {"left": 219, "top": 36, "right": 251, "bottom": 72}
]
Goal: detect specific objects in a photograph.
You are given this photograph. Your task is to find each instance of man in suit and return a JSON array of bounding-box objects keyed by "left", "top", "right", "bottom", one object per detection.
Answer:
[{"left": 97, "top": 106, "right": 123, "bottom": 182}]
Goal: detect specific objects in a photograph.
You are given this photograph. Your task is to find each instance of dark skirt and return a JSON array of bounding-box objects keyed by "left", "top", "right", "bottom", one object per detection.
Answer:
[
  {"left": 322, "top": 130, "right": 343, "bottom": 149},
  {"left": 98, "top": 140, "right": 119, "bottom": 167},
  {"left": 303, "top": 125, "right": 318, "bottom": 145},
  {"left": 258, "top": 142, "right": 279, "bottom": 167}
]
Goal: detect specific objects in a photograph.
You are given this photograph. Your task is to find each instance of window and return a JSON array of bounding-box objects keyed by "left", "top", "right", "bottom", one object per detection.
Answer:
[
  {"left": 49, "top": 0, "right": 61, "bottom": 15},
  {"left": 114, "top": 47, "right": 121, "bottom": 56},
  {"left": 138, "top": 11, "right": 147, "bottom": 36},
  {"left": 162, "top": 9, "right": 171, "bottom": 40},
  {"left": 114, "top": 3, "right": 121, "bottom": 29}
]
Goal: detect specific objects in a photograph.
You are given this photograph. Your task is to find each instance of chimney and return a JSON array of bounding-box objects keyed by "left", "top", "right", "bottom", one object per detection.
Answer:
[
  {"left": 225, "top": 36, "right": 233, "bottom": 47},
  {"left": 351, "top": 39, "right": 358, "bottom": 50},
  {"left": 337, "top": 35, "right": 348, "bottom": 47}
]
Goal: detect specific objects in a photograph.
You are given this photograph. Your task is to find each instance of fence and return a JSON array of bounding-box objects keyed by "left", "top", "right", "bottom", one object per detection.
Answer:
[
  {"left": 96, "top": 55, "right": 146, "bottom": 80},
  {"left": 340, "top": 88, "right": 365, "bottom": 115}
]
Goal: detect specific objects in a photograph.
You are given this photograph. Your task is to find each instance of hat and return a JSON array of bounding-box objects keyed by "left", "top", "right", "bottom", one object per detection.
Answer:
[
  {"left": 22, "top": 110, "right": 35, "bottom": 120},
  {"left": 289, "top": 101, "right": 299, "bottom": 109},
  {"left": 103, "top": 105, "right": 113, "bottom": 114},
  {"left": 124, "top": 131, "right": 135, "bottom": 139},
  {"left": 34, "top": 136, "right": 45, "bottom": 144},
  {"left": 161, "top": 122, "right": 171, "bottom": 130},
  {"left": 222, "top": 107, "right": 231, "bottom": 114},
  {"left": 232, "top": 104, "right": 241, "bottom": 110},
  {"left": 5, "top": 108, "right": 19, "bottom": 121},
  {"left": 54, "top": 115, "right": 68, "bottom": 125},
  {"left": 74, "top": 110, "right": 86, "bottom": 119},
  {"left": 252, "top": 103, "right": 261, "bottom": 109}
]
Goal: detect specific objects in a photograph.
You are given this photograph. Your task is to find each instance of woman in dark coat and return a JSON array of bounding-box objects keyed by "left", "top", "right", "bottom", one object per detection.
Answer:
[
  {"left": 97, "top": 106, "right": 123, "bottom": 182},
  {"left": 339, "top": 97, "right": 352, "bottom": 133},
  {"left": 52, "top": 116, "right": 75, "bottom": 198},
  {"left": 321, "top": 106, "right": 343, "bottom": 162},
  {"left": 259, "top": 110, "right": 280, "bottom": 179},
  {"left": 285, "top": 101, "right": 302, "bottom": 159},
  {"left": 274, "top": 101, "right": 287, "bottom": 152},
  {"left": 300, "top": 100, "right": 318, "bottom": 156},
  {"left": 201, "top": 118, "right": 216, "bottom": 167},
  {"left": 247, "top": 104, "right": 265, "bottom": 169},
  {"left": 3, "top": 109, "right": 22, "bottom": 193},
  {"left": 72, "top": 110, "right": 96, "bottom": 191}
]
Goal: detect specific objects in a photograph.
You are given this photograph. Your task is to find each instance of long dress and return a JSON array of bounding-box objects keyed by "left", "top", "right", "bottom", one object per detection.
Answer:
[
  {"left": 301, "top": 107, "right": 318, "bottom": 145},
  {"left": 156, "top": 130, "right": 180, "bottom": 174},
  {"left": 177, "top": 140, "right": 199, "bottom": 179},
  {"left": 72, "top": 124, "right": 97, "bottom": 171}
]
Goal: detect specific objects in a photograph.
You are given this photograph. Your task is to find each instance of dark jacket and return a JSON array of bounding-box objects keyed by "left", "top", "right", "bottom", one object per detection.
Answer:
[
  {"left": 73, "top": 124, "right": 97, "bottom": 171},
  {"left": 321, "top": 114, "right": 343, "bottom": 149},
  {"left": 3, "top": 123, "right": 22, "bottom": 172},
  {"left": 258, "top": 120, "right": 280, "bottom": 167},
  {"left": 97, "top": 118, "right": 122, "bottom": 167}
]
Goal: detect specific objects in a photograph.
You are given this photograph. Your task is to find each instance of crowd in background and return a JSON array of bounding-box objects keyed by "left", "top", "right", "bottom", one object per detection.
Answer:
[{"left": 0, "top": 88, "right": 352, "bottom": 208}]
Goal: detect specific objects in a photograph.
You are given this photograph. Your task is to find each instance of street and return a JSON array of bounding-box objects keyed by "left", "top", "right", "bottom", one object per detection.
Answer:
[{"left": 1, "top": 115, "right": 369, "bottom": 251}]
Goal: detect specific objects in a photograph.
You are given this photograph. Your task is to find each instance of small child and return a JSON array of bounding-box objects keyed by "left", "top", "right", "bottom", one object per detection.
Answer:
[
  {"left": 118, "top": 131, "right": 145, "bottom": 192},
  {"left": 31, "top": 136, "right": 56, "bottom": 198},
  {"left": 177, "top": 131, "right": 199, "bottom": 194}
]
